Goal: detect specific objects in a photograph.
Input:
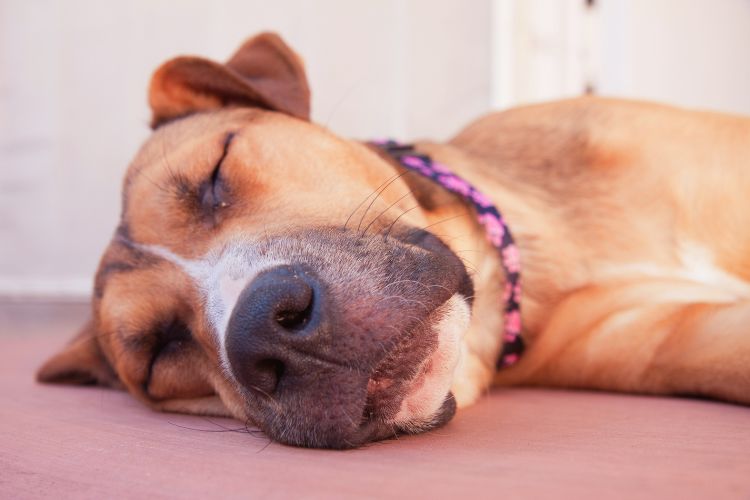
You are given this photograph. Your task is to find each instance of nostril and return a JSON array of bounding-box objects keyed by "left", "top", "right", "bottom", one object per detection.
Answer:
[
  {"left": 275, "top": 291, "right": 314, "bottom": 331},
  {"left": 226, "top": 265, "right": 324, "bottom": 399},
  {"left": 251, "top": 358, "right": 285, "bottom": 395}
]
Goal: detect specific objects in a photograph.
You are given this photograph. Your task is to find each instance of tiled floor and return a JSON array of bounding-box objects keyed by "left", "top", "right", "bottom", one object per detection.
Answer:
[{"left": 2, "top": 301, "right": 750, "bottom": 499}]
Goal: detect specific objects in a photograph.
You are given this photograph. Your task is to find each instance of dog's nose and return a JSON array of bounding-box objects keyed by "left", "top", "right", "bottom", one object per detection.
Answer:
[{"left": 225, "top": 265, "right": 322, "bottom": 395}]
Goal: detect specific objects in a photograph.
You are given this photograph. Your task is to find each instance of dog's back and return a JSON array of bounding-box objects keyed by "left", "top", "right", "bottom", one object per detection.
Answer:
[
  {"left": 36, "top": 30, "right": 750, "bottom": 446},
  {"left": 421, "top": 97, "right": 750, "bottom": 401}
]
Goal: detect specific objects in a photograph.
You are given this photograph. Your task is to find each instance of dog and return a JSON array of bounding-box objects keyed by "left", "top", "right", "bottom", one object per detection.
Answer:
[{"left": 37, "top": 32, "right": 750, "bottom": 449}]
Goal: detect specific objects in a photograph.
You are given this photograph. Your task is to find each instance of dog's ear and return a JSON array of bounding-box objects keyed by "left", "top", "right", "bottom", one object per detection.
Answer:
[
  {"left": 148, "top": 32, "right": 311, "bottom": 128},
  {"left": 37, "top": 320, "right": 119, "bottom": 387}
]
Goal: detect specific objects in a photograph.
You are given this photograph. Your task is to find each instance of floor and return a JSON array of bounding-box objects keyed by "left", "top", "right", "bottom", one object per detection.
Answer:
[{"left": 2, "top": 300, "right": 750, "bottom": 499}]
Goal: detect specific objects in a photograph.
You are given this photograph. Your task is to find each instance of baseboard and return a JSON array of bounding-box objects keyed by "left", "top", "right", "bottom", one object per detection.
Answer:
[{"left": 0, "top": 277, "right": 92, "bottom": 302}]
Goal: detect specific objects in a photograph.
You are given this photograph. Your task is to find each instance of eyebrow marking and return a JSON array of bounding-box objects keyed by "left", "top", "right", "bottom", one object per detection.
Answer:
[
  {"left": 94, "top": 234, "right": 162, "bottom": 298},
  {"left": 94, "top": 261, "right": 138, "bottom": 299}
]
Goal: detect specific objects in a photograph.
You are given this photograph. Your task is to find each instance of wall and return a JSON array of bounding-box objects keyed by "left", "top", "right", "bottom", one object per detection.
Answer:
[
  {"left": 0, "top": 0, "right": 492, "bottom": 298},
  {"left": 493, "top": 0, "right": 750, "bottom": 114},
  {"left": 2, "top": 0, "right": 750, "bottom": 299},
  {"left": 597, "top": 0, "right": 750, "bottom": 115}
]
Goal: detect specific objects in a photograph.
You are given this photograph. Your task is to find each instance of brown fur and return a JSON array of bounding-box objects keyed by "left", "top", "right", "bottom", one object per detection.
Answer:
[
  {"left": 38, "top": 33, "right": 750, "bottom": 447},
  {"left": 434, "top": 98, "right": 750, "bottom": 402}
]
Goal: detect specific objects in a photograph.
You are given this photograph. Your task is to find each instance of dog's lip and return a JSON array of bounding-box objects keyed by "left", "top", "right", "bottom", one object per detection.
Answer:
[
  {"left": 360, "top": 288, "right": 469, "bottom": 433},
  {"left": 364, "top": 337, "right": 434, "bottom": 406},
  {"left": 355, "top": 391, "right": 457, "bottom": 445},
  {"left": 357, "top": 239, "right": 473, "bottom": 441}
]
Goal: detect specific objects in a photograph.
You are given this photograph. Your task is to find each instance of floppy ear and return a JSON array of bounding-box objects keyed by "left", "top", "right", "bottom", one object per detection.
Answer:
[
  {"left": 37, "top": 320, "right": 119, "bottom": 387},
  {"left": 148, "top": 32, "right": 311, "bottom": 128}
]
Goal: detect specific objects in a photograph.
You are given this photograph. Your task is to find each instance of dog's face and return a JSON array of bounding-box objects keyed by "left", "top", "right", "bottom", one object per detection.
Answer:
[{"left": 38, "top": 33, "right": 476, "bottom": 448}]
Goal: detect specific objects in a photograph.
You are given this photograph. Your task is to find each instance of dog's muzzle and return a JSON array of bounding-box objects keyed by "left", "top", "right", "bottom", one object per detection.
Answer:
[
  {"left": 226, "top": 265, "right": 323, "bottom": 398},
  {"left": 222, "top": 229, "right": 472, "bottom": 448}
]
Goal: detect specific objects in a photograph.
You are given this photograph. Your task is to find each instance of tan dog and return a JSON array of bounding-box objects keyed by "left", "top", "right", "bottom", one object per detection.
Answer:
[{"left": 38, "top": 33, "right": 750, "bottom": 448}]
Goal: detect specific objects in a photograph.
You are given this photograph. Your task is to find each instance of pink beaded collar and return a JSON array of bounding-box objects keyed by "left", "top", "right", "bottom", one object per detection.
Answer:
[{"left": 372, "top": 140, "right": 524, "bottom": 368}]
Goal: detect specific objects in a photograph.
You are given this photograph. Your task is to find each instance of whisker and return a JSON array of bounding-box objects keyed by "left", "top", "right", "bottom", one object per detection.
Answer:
[
  {"left": 255, "top": 435, "right": 274, "bottom": 453},
  {"left": 429, "top": 233, "right": 475, "bottom": 245},
  {"left": 159, "top": 135, "right": 181, "bottom": 188},
  {"left": 383, "top": 205, "right": 419, "bottom": 241},
  {"left": 360, "top": 189, "right": 414, "bottom": 236},
  {"left": 356, "top": 170, "right": 413, "bottom": 234},
  {"left": 201, "top": 417, "right": 251, "bottom": 433},
  {"left": 159, "top": 135, "right": 195, "bottom": 201},
  {"left": 420, "top": 213, "right": 472, "bottom": 232},
  {"left": 454, "top": 256, "right": 479, "bottom": 275},
  {"left": 136, "top": 169, "right": 173, "bottom": 197},
  {"left": 247, "top": 384, "right": 282, "bottom": 412},
  {"left": 165, "top": 420, "right": 245, "bottom": 433},
  {"left": 380, "top": 279, "right": 454, "bottom": 295},
  {"left": 343, "top": 171, "right": 402, "bottom": 230}
]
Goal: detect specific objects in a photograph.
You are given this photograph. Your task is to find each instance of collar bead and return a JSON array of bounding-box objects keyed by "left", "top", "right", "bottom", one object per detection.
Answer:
[{"left": 372, "top": 139, "right": 524, "bottom": 369}]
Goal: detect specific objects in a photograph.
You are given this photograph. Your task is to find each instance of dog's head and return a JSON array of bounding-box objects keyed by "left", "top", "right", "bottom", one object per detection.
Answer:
[{"left": 38, "top": 33, "right": 480, "bottom": 448}]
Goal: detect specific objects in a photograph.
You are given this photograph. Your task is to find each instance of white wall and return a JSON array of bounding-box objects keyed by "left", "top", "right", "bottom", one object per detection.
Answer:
[
  {"left": 493, "top": 0, "right": 750, "bottom": 114},
  {"left": 597, "top": 0, "right": 750, "bottom": 115},
  {"left": 0, "top": 0, "right": 492, "bottom": 298},
  {"left": 2, "top": 0, "right": 750, "bottom": 299}
]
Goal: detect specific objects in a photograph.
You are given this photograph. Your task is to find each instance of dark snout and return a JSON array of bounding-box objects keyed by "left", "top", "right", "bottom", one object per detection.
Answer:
[
  {"left": 226, "top": 265, "right": 323, "bottom": 396},
  {"left": 224, "top": 228, "right": 470, "bottom": 448},
  {"left": 225, "top": 264, "right": 379, "bottom": 448}
]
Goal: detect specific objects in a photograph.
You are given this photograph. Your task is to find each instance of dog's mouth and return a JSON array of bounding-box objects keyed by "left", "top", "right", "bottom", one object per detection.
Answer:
[
  {"left": 206, "top": 227, "right": 473, "bottom": 448},
  {"left": 239, "top": 290, "right": 470, "bottom": 449},
  {"left": 362, "top": 292, "right": 470, "bottom": 432}
]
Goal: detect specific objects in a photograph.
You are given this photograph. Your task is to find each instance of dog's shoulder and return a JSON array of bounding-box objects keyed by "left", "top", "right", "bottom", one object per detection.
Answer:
[
  {"left": 445, "top": 98, "right": 618, "bottom": 186},
  {"left": 447, "top": 96, "right": 749, "bottom": 189}
]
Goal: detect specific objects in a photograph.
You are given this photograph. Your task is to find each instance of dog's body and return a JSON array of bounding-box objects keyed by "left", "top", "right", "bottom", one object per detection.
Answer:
[
  {"left": 38, "top": 33, "right": 750, "bottom": 448},
  {"left": 423, "top": 99, "right": 750, "bottom": 406}
]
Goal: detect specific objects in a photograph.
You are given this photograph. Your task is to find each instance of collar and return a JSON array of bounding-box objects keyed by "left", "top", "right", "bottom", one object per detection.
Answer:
[{"left": 371, "top": 139, "right": 524, "bottom": 369}]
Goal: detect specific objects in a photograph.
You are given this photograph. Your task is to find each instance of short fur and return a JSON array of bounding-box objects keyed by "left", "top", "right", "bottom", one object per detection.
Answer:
[{"left": 38, "top": 32, "right": 750, "bottom": 448}]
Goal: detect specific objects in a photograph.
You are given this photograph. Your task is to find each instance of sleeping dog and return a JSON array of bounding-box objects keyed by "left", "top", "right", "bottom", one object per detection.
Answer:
[{"left": 38, "top": 32, "right": 750, "bottom": 448}]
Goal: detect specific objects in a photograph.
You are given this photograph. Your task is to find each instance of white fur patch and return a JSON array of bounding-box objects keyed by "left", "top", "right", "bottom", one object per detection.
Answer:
[
  {"left": 131, "top": 239, "right": 285, "bottom": 374},
  {"left": 599, "top": 241, "right": 750, "bottom": 302},
  {"left": 677, "top": 242, "right": 750, "bottom": 298},
  {"left": 390, "top": 293, "right": 471, "bottom": 431}
]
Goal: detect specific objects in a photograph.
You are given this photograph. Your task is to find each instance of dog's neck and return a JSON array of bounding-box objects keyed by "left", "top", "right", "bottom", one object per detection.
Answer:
[
  {"left": 367, "top": 138, "right": 571, "bottom": 406},
  {"left": 412, "top": 140, "right": 573, "bottom": 355},
  {"left": 372, "top": 140, "right": 524, "bottom": 368}
]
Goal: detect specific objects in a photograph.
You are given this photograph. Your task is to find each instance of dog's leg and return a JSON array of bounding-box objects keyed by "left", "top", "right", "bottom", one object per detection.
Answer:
[
  {"left": 494, "top": 280, "right": 750, "bottom": 404},
  {"left": 643, "top": 300, "right": 750, "bottom": 402}
]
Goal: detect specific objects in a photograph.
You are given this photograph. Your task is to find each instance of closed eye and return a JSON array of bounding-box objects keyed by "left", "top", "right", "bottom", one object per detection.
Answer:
[
  {"left": 154, "top": 318, "right": 192, "bottom": 358},
  {"left": 144, "top": 318, "right": 193, "bottom": 391},
  {"left": 198, "top": 131, "right": 235, "bottom": 211}
]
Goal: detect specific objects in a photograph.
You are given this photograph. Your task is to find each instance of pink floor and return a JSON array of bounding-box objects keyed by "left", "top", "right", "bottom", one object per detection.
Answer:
[{"left": 2, "top": 302, "right": 749, "bottom": 499}]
